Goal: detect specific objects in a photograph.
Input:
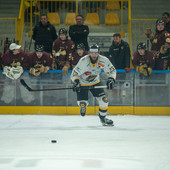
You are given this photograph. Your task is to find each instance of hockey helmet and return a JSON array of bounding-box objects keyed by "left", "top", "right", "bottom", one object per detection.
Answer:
[
  {"left": 35, "top": 45, "right": 44, "bottom": 52},
  {"left": 137, "top": 42, "right": 146, "bottom": 50},
  {"left": 89, "top": 44, "right": 100, "bottom": 53},
  {"left": 156, "top": 19, "right": 165, "bottom": 25},
  {"left": 76, "top": 43, "right": 85, "bottom": 50},
  {"left": 59, "top": 28, "right": 67, "bottom": 35}
]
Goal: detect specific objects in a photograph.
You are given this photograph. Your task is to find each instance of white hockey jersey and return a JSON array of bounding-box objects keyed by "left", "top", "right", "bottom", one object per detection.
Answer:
[{"left": 70, "top": 54, "right": 116, "bottom": 86}]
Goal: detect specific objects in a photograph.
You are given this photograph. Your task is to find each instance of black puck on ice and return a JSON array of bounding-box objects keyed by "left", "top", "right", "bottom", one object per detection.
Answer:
[{"left": 51, "top": 140, "right": 57, "bottom": 143}]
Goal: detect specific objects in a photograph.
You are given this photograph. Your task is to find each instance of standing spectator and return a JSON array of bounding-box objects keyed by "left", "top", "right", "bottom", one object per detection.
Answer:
[
  {"left": 52, "top": 28, "right": 75, "bottom": 73},
  {"left": 69, "top": 15, "right": 89, "bottom": 51},
  {"left": 132, "top": 42, "right": 155, "bottom": 77},
  {"left": 32, "top": 14, "right": 58, "bottom": 54},
  {"left": 71, "top": 43, "right": 88, "bottom": 68},
  {"left": 108, "top": 33, "right": 131, "bottom": 72},
  {"left": 29, "top": 45, "right": 53, "bottom": 76},
  {"left": 145, "top": 19, "right": 170, "bottom": 69},
  {"left": 162, "top": 12, "right": 170, "bottom": 33},
  {"left": 1, "top": 43, "right": 33, "bottom": 104}
]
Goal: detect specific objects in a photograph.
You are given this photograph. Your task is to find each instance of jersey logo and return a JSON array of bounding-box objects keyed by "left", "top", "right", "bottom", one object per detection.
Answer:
[
  {"left": 86, "top": 75, "right": 97, "bottom": 82},
  {"left": 85, "top": 71, "right": 92, "bottom": 76},
  {"left": 98, "top": 62, "right": 104, "bottom": 67}
]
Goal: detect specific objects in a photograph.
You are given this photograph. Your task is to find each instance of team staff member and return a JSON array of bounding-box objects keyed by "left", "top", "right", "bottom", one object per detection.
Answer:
[
  {"left": 69, "top": 15, "right": 89, "bottom": 51},
  {"left": 71, "top": 44, "right": 116, "bottom": 126},
  {"left": 32, "top": 14, "right": 58, "bottom": 54},
  {"left": 29, "top": 45, "right": 53, "bottom": 76},
  {"left": 108, "top": 33, "right": 131, "bottom": 73},
  {"left": 132, "top": 42, "right": 155, "bottom": 77},
  {"left": 52, "top": 28, "right": 75, "bottom": 73}
]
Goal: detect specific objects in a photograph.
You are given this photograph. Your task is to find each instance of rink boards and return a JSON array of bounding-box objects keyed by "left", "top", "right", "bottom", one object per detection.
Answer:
[
  {"left": 0, "top": 70, "right": 169, "bottom": 115},
  {"left": 0, "top": 106, "right": 170, "bottom": 115}
]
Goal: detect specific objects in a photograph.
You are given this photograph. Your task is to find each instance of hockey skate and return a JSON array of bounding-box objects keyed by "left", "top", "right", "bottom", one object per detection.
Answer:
[
  {"left": 80, "top": 101, "right": 87, "bottom": 116},
  {"left": 98, "top": 113, "right": 114, "bottom": 126}
]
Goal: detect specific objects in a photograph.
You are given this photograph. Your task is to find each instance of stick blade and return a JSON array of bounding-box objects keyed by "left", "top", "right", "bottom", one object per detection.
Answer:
[{"left": 20, "top": 79, "right": 32, "bottom": 91}]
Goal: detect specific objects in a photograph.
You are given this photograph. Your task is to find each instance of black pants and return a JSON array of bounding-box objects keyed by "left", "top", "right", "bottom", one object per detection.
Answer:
[{"left": 76, "top": 82, "right": 105, "bottom": 101}]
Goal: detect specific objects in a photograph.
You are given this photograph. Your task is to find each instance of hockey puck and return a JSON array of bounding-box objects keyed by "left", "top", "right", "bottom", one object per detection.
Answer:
[{"left": 51, "top": 140, "right": 57, "bottom": 143}]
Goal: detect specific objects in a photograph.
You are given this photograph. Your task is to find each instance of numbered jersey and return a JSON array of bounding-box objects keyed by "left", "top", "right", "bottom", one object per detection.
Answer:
[{"left": 71, "top": 54, "right": 116, "bottom": 86}]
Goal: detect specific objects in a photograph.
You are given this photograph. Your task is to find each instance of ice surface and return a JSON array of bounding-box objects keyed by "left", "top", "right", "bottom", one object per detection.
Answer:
[{"left": 0, "top": 115, "right": 170, "bottom": 170}]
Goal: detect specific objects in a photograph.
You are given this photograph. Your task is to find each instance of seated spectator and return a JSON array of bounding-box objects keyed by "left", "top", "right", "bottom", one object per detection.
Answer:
[
  {"left": 162, "top": 12, "right": 170, "bottom": 33},
  {"left": 71, "top": 43, "right": 88, "bottom": 68},
  {"left": 32, "top": 14, "right": 58, "bottom": 54},
  {"left": 108, "top": 33, "right": 131, "bottom": 73},
  {"left": 145, "top": 19, "right": 170, "bottom": 69},
  {"left": 69, "top": 15, "right": 89, "bottom": 51},
  {"left": 29, "top": 45, "right": 53, "bottom": 76},
  {"left": 132, "top": 42, "right": 155, "bottom": 77},
  {"left": 52, "top": 28, "right": 75, "bottom": 73}
]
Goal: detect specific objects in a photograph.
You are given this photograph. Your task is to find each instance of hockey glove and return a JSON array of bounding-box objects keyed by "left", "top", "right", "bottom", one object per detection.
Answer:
[
  {"left": 44, "top": 66, "right": 49, "bottom": 73},
  {"left": 145, "top": 28, "right": 152, "bottom": 38},
  {"left": 29, "top": 68, "right": 41, "bottom": 76},
  {"left": 62, "top": 65, "right": 69, "bottom": 73},
  {"left": 2, "top": 66, "right": 15, "bottom": 80},
  {"left": 72, "top": 79, "right": 80, "bottom": 92},
  {"left": 12, "top": 66, "right": 23, "bottom": 79},
  {"left": 107, "top": 77, "right": 115, "bottom": 89}
]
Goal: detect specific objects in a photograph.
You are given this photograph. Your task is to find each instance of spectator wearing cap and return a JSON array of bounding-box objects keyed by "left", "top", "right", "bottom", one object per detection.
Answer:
[
  {"left": 71, "top": 43, "right": 88, "bottom": 68},
  {"left": 52, "top": 28, "right": 75, "bottom": 73},
  {"left": 28, "top": 45, "right": 53, "bottom": 76},
  {"left": 69, "top": 15, "right": 89, "bottom": 51},
  {"left": 132, "top": 42, "right": 155, "bottom": 76},
  {"left": 145, "top": 19, "right": 170, "bottom": 69},
  {"left": 2, "top": 43, "right": 29, "bottom": 70},
  {"left": 32, "top": 14, "right": 58, "bottom": 54},
  {"left": 108, "top": 33, "right": 131, "bottom": 73},
  {"left": 162, "top": 12, "right": 170, "bottom": 33}
]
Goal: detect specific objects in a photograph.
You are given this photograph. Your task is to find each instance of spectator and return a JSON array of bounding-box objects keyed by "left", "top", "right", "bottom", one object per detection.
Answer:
[
  {"left": 108, "top": 33, "right": 131, "bottom": 73},
  {"left": 32, "top": 14, "right": 58, "bottom": 54},
  {"left": 145, "top": 19, "right": 170, "bottom": 69},
  {"left": 132, "top": 42, "right": 155, "bottom": 77},
  {"left": 69, "top": 15, "right": 89, "bottom": 51},
  {"left": 29, "top": 45, "right": 53, "bottom": 76},
  {"left": 1, "top": 43, "right": 33, "bottom": 104},
  {"left": 162, "top": 12, "right": 170, "bottom": 33},
  {"left": 71, "top": 43, "right": 88, "bottom": 68},
  {"left": 52, "top": 28, "right": 75, "bottom": 73}
]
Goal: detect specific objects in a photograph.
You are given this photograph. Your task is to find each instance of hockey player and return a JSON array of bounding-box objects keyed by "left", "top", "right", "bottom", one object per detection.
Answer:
[
  {"left": 70, "top": 44, "right": 116, "bottom": 126},
  {"left": 1, "top": 43, "right": 34, "bottom": 104},
  {"left": 71, "top": 43, "right": 88, "bottom": 68},
  {"left": 29, "top": 45, "right": 53, "bottom": 76},
  {"left": 52, "top": 28, "right": 75, "bottom": 73},
  {"left": 145, "top": 19, "right": 170, "bottom": 69},
  {"left": 132, "top": 42, "right": 155, "bottom": 76}
]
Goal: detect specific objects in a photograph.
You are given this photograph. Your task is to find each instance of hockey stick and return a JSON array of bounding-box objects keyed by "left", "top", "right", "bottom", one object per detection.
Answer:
[{"left": 20, "top": 79, "right": 107, "bottom": 92}]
